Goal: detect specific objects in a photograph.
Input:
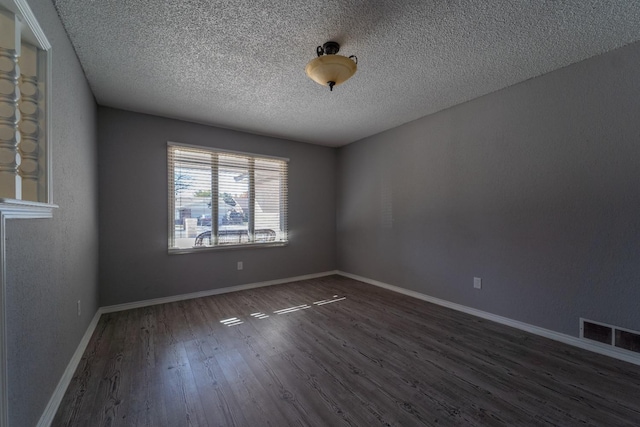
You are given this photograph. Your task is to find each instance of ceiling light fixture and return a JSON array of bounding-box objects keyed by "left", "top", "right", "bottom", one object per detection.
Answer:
[{"left": 305, "top": 41, "right": 357, "bottom": 91}]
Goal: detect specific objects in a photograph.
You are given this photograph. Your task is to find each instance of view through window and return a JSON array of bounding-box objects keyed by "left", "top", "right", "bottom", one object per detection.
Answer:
[{"left": 168, "top": 143, "right": 288, "bottom": 250}]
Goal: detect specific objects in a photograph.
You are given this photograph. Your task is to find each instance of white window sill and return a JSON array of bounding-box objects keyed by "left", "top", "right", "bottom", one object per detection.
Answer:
[
  {"left": 0, "top": 199, "right": 58, "bottom": 219},
  {"left": 169, "top": 241, "right": 288, "bottom": 255}
]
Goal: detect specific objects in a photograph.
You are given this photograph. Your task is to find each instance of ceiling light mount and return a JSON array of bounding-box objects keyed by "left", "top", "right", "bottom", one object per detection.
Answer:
[
  {"left": 318, "top": 41, "right": 341, "bottom": 56},
  {"left": 306, "top": 41, "right": 357, "bottom": 91}
]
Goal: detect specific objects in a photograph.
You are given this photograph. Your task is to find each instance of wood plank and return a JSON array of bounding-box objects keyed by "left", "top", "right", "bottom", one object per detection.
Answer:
[
  {"left": 125, "top": 306, "right": 167, "bottom": 427},
  {"left": 51, "top": 313, "right": 117, "bottom": 426},
  {"left": 181, "top": 301, "right": 251, "bottom": 426},
  {"left": 153, "top": 302, "right": 209, "bottom": 427}
]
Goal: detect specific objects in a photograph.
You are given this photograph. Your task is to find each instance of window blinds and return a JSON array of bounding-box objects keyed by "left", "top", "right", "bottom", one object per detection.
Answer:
[{"left": 168, "top": 143, "right": 288, "bottom": 250}]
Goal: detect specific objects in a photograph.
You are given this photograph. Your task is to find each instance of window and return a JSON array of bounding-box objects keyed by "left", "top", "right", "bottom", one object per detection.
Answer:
[
  {"left": 168, "top": 143, "right": 288, "bottom": 252},
  {"left": 0, "top": 0, "right": 53, "bottom": 206}
]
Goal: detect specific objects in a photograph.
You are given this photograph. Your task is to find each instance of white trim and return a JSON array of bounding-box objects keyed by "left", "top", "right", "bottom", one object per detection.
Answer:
[
  {"left": 41, "top": 42, "right": 53, "bottom": 204},
  {"left": 13, "top": 0, "right": 50, "bottom": 49},
  {"left": 0, "top": 199, "right": 57, "bottom": 218},
  {"left": 0, "top": 214, "right": 9, "bottom": 427},
  {"left": 169, "top": 241, "right": 288, "bottom": 254},
  {"left": 100, "top": 270, "right": 338, "bottom": 313},
  {"left": 167, "top": 141, "right": 290, "bottom": 162},
  {"left": 36, "top": 309, "right": 101, "bottom": 427},
  {"left": 337, "top": 271, "right": 640, "bottom": 367}
]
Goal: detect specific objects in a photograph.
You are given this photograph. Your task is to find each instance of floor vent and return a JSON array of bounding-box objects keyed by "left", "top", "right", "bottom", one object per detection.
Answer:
[{"left": 581, "top": 318, "right": 640, "bottom": 354}]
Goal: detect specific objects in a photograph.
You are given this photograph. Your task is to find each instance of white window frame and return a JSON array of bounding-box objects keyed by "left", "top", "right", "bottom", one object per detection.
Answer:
[
  {"left": 168, "top": 142, "right": 288, "bottom": 254},
  {"left": 0, "top": 0, "right": 53, "bottom": 206}
]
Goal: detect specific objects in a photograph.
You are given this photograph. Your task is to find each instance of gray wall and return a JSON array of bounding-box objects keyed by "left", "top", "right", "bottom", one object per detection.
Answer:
[
  {"left": 337, "top": 41, "right": 640, "bottom": 337},
  {"left": 98, "top": 107, "right": 336, "bottom": 306},
  {"left": 5, "top": 0, "right": 99, "bottom": 426}
]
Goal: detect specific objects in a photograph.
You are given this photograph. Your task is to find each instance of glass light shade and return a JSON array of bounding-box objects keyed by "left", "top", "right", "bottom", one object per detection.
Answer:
[{"left": 305, "top": 54, "right": 357, "bottom": 88}]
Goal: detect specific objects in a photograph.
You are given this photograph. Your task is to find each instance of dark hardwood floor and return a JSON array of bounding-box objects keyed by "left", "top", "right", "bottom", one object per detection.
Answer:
[{"left": 52, "top": 275, "right": 640, "bottom": 426}]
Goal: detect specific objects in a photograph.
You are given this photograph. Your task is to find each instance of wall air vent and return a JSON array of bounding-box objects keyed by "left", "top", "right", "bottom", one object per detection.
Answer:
[
  {"left": 615, "top": 330, "right": 640, "bottom": 353},
  {"left": 581, "top": 318, "right": 640, "bottom": 355}
]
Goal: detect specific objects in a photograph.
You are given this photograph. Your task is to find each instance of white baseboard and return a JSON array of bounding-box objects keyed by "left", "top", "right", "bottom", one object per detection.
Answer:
[
  {"left": 101, "top": 270, "right": 339, "bottom": 314},
  {"left": 37, "top": 309, "right": 102, "bottom": 427},
  {"left": 337, "top": 271, "right": 640, "bottom": 367}
]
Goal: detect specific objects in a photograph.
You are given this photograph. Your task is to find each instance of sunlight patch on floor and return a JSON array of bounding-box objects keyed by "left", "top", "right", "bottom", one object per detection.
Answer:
[
  {"left": 218, "top": 295, "right": 346, "bottom": 326},
  {"left": 220, "top": 317, "right": 244, "bottom": 326},
  {"left": 274, "top": 304, "right": 311, "bottom": 314},
  {"left": 251, "top": 312, "right": 270, "bottom": 319}
]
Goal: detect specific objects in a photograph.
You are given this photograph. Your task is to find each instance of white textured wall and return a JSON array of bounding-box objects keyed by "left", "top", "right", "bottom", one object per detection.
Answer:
[
  {"left": 337, "top": 40, "right": 640, "bottom": 337},
  {"left": 5, "top": 0, "right": 99, "bottom": 426}
]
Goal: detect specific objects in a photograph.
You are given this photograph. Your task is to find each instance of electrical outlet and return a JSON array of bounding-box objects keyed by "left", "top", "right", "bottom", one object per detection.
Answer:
[
  {"left": 77, "top": 300, "right": 81, "bottom": 316},
  {"left": 237, "top": 261, "right": 243, "bottom": 270},
  {"left": 473, "top": 277, "right": 482, "bottom": 289}
]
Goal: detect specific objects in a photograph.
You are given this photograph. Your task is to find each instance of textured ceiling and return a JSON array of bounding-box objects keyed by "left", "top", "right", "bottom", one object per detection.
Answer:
[{"left": 53, "top": 0, "right": 640, "bottom": 146}]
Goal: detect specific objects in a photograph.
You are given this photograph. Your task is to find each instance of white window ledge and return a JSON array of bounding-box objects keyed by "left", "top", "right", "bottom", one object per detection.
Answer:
[
  {"left": 0, "top": 198, "right": 58, "bottom": 219},
  {"left": 169, "top": 241, "right": 288, "bottom": 255}
]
